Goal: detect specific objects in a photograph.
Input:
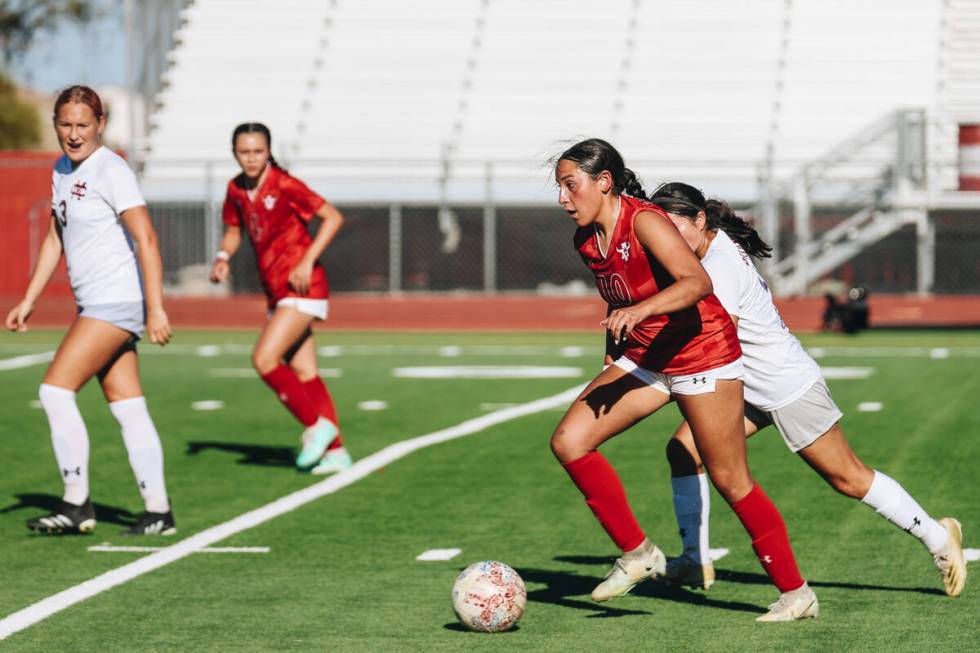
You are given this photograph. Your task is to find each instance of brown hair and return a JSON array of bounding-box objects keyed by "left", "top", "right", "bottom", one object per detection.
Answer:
[{"left": 53, "top": 85, "right": 105, "bottom": 120}]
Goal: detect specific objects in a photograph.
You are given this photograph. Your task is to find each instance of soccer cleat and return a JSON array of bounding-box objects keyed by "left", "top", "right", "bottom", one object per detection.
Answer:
[
  {"left": 295, "top": 419, "right": 338, "bottom": 469},
  {"left": 665, "top": 553, "right": 715, "bottom": 590},
  {"left": 591, "top": 541, "right": 666, "bottom": 602},
  {"left": 310, "top": 446, "right": 354, "bottom": 476},
  {"left": 756, "top": 582, "right": 819, "bottom": 622},
  {"left": 26, "top": 499, "right": 96, "bottom": 534},
  {"left": 122, "top": 510, "right": 177, "bottom": 536},
  {"left": 933, "top": 517, "right": 967, "bottom": 597}
]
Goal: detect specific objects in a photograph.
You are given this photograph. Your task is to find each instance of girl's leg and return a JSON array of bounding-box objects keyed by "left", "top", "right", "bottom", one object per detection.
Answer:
[
  {"left": 253, "top": 307, "right": 321, "bottom": 428},
  {"left": 799, "top": 425, "right": 964, "bottom": 596},
  {"left": 253, "top": 306, "right": 336, "bottom": 467},
  {"left": 551, "top": 365, "right": 671, "bottom": 601},
  {"left": 42, "top": 319, "right": 132, "bottom": 503},
  {"left": 679, "top": 380, "right": 814, "bottom": 621},
  {"left": 28, "top": 318, "right": 131, "bottom": 533},
  {"left": 664, "top": 416, "right": 759, "bottom": 587},
  {"left": 287, "top": 332, "right": 342, "bottom": 446},
  {"left": 288, "top": 333, "right": 351, "bottom": 474},
  {"left": 99, "top": 348, "right": 174, "bottom": 531}
]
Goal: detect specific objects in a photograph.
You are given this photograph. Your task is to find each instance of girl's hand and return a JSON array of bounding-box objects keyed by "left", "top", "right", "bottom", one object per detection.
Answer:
[
  {"left": 146, "top": 306, "right": 172, "bottom": 346},
  {"left": 600, "top": 304, "right": 653, "bottom": 345},
  {"left": 288, "top": 259, "right": 314, "bottom": 295},
  {"left": 4, "top": 299, "right": 33, "bottom": 332},
  {"left": 210, "top": 259, "right": 230, "bottom": 283}
]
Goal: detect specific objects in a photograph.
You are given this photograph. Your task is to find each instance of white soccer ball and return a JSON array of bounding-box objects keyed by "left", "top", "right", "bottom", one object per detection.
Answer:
[{"left": 451, "top": 560, "right": 527, "bottom": 632}]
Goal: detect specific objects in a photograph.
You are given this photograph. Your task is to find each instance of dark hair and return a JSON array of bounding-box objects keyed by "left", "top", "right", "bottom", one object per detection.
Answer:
[
  {"left": 651, "top": 182, "right": 772, "bottom": 259},
  {"left": 556, "top": 138, "right": 649, "bottom": 200},
  {"left": 231, "top": 122, "right": 286, "bottom": 172},
  {"left": 53, "top": 85, "right": 104, "bottom": 121}
]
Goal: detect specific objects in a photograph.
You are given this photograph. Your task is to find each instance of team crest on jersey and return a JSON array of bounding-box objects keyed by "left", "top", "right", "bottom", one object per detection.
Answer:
[
  {"left": 262, "top": 195, "right": 277, "bottom": 210},
  {"left": 70, "top": 181, "right": 88, "bottom": 200},
  {"left": 616, "top": 241, "right": 631, "bottom": 262}
]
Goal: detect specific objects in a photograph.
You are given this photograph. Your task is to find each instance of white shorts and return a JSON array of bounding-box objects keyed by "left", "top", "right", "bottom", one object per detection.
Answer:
[
  {"left": 78, "top": 301, "right": 144, "bottom": 337},
  {"left": 744, "top": 378, "right": 843, "bottom": 452},
  {"left": 613, "top": 356, "right": 744, "bottom": 396},
  {"left": 275, "top": 297, "right": 329, "bottom": 320}
]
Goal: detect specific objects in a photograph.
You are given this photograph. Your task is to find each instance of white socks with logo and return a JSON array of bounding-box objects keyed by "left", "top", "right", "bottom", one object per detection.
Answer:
[
  {"left": 109, "top": 396, "right": 170, "bottom": 514},
  {"left": 38, "top": 383, "right": 90, "bottom": 506},
  {"left": 671, "top": 473, "right": 711, "bottom": 564},
  {"left": 861, "top": 470, "right": 948, "bottom": 554}
]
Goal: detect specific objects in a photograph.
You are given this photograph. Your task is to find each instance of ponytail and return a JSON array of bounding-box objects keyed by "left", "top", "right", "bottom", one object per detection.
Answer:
[
  {"left": 704, "top": 199, "right": 772, "bottom": 259},
  {"left": 650, "top": 182, "right": 773, "bottom": 259}
]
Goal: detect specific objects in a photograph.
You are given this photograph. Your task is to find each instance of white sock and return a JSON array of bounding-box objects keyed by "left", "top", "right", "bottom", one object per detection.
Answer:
[
  {"left": 38, "top": 383, "right": 90, "bottom": 505},
  {"left": 109, "top": 396, "right": 170, "bottom": 513},
  {"left": 671, "top": 473, "right": 711, "bottom": 564},
  {"left": 861, "top": 470, "right": 948, "bottom": 554}
]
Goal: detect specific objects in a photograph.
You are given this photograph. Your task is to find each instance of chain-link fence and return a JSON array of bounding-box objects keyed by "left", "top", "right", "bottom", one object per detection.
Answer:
[{"left": 147, "top": 200, "right": 980, "bottom": 297}]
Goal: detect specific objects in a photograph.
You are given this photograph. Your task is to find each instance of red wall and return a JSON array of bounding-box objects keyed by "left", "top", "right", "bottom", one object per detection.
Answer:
[{"left": 0, "top": 152, "right": 71, "bottom": 297}]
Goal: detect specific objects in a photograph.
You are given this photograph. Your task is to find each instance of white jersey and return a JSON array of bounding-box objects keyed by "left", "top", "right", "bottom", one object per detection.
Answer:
[
  {"left": 51, "top": 147, "right": 146, "bottom": 306},
  {"left": 701, "top": 230, "right": 821, "bottom": 411}
]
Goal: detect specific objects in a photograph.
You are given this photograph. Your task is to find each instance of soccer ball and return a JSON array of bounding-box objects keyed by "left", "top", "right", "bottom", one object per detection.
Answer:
[{"left": 451, "top": 560, "right": 527, "bottom": 632}]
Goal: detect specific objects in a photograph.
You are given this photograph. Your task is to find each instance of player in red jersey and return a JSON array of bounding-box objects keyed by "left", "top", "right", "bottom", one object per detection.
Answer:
[
  {"left": 551, "top": 139, "right": 817, "bottom": 621},
  {"left": 209, "top": 123, "right": 350, "bottom": 474}
]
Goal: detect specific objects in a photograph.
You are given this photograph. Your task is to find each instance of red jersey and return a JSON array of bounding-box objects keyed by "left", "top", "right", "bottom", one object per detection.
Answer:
[
  {"left": 222, "top": 166, "right": 329, "bottom": 306},
  {"left": 575, "top": 194, "right": 741, "bottom": 375}
]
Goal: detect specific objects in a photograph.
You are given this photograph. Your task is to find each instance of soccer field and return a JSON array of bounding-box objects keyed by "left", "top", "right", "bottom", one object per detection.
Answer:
[{"left": 0, "top": 329, "right": 977, "bottom": 652}]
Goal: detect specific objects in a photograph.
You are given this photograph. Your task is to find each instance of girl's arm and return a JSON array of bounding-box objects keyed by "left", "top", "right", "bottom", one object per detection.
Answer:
[
  {"left": 5, "top": 215, "right": 64, "bottom": 332},
  {"left": 289, "top": 200, "right": 345, "bottom": 294},
  {"left": 209, "top": 224, "right": 242, "bottom": 284},
  {"left": 120, "top": 205, "right": 172, "bottom": 345},
  {"left": 601, "top": 210, "right": 713, "bottom": 343}
]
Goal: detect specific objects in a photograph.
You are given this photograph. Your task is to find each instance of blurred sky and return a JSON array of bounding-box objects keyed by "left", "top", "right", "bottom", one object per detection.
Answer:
[{"left": 7, "top": 0, "right": 126, "bottom": 93}]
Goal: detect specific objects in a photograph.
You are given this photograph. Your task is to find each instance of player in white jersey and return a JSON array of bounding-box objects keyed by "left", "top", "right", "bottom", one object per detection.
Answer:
[
  {"left": 4, "top": 86, "right": 177, "bottom": 536},
  {"left": 648, "top": 182, "right": 966, "bottom": 598}
]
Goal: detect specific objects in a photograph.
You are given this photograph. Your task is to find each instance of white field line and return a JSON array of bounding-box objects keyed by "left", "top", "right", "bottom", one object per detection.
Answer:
[
  {"left": 0, "top": 384, "right": 584, "bottom": 641},
  {"left": 0, "top": 351, "right": 55, "bottom": 371},
  {"left": 88, "top": 546, "right": 270, "bottom": 554},
  {"left": 964, "top": 548, "right": 980, "bottom": 562},
  {"left": 416, "top": 548, "right": 462, "bottom": 561}
]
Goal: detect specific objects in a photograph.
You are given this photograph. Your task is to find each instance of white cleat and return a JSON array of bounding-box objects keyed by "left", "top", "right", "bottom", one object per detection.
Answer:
[
  {"left": 934, "top": 517, "right": 967, "bottom": 598},
  {"left": 756, "top": 582, "right": 819, "bottom": 622},
  {"left": 310, "top": 447, "right": 354, "bottom": 476},
  {"left": 665, "top": 553, "right": 715, "bottom": 590},
  {"left": 591, "top": 541, "right": 666, "bottom": 602}
]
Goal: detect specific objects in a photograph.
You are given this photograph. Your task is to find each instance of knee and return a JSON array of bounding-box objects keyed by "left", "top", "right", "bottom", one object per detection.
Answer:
[
  {"left": 825, "top": 467, "right": 873, "bottom": 499},
  {"left": 665, "top": 437, "right": 702, "bottom": 475},
  {"left": 251, "top": 348, "right": 279, "bottom": 375},
  {"left": 705, "top": 464, "right": 754, "bottom": 504},
  {"left": 550, "top": 427, "right": 588, "bottom": 464}
]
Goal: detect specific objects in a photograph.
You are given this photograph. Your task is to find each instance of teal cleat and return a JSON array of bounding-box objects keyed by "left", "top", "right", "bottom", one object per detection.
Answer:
[
  {"left": 311, "top": 447, "right": 354, "bottom": 476},
  {"left": 295, "top": 419, "right": 338, "bottom": 470}
]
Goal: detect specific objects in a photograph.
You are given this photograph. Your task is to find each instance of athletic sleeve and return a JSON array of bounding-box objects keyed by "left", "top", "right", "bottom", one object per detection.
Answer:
[
  {"left": 282, "top": 174, "right": 326, "bottom": 222},
  {"left": 221, "top": 184, "right": 240, "bottom": 226},
  {"left": 702, "top": 255, "right": 742, "bottom": 318},
  {"left": 103, "top": 158, "right": 146, "bottom": 214}
]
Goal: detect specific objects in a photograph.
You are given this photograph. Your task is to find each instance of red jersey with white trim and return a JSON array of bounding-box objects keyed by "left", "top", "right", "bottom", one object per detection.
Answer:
[
  {"left": 222, "top": 166, "right": 328, "bottom": 306},
  {"left": 574, "top": 194, "right": 741, "bottom": 374}
]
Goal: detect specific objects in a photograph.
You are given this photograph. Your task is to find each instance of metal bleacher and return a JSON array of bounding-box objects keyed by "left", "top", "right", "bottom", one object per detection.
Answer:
[{"left": 134, "top": 0, "right": 980, "bottom": 295}]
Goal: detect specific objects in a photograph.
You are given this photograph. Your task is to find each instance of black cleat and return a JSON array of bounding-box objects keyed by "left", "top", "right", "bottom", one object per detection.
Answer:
[
  {"left": 26, "top": 498, "right": 97, "bottom": 534},
  {"left": 122, "top": 510, "right": 177, "bottom": 536}
]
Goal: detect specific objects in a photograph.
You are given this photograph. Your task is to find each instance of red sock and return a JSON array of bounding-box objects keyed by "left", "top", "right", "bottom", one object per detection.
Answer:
[
  {"left": 259, "top": 364, "right": 320, "bottom": 427},
  {"left": 731, "top": 484, "right": 805, "bottom": 593},
  {"left": 562, "top": 451, "right": 646, "bottom": 552},
  {"left": 301, "top": 377, "right": 343, "bottom": 449}
]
